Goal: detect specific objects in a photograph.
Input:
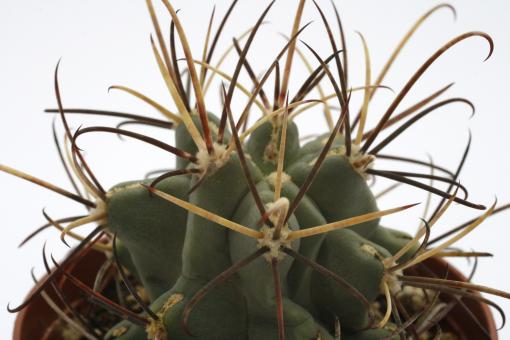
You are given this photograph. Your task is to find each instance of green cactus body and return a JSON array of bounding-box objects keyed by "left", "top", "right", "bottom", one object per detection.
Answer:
[
  {"left": 246, "top": 120, "right": 301, "bottom": 174},
  {"left": 286, "top": 140, "right": 379, "bottom": 239},
  {"left": 101, "top": 110, "right": 418, "bottom": 340},
  {"left": 182, "top": 155, "right": 257, "bottom": 278},
  {"left": 229, "top": 186, "right": 325, "bottom": 339},
  {"left": 280, "top": 180, "right": 328, "bottom": 311},
  {"left": 107, "top": 175, "right": 190, "bottom": 300},
  {"left": 311, "top": 229, "right": 390, "bottom": 331},
  {"left": 368, "top": 226, "right": 417, "bottom": 263}
]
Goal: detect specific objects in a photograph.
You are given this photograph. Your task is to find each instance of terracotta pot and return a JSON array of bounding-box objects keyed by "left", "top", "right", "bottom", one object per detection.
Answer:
[
  {"left": 13, "top": 251, "right": 498, "bottom": 339},
  {"left": 13, "top": 247, "right": 107, "bottom": 340},
  {"left": 411, "top": 257, "right": 498, "bottom": 340}
]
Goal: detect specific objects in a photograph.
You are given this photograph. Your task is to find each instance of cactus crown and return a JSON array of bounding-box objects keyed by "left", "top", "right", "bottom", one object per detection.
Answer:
[{"left": 2, "top": 1, "right": 510, "bottom": 340}]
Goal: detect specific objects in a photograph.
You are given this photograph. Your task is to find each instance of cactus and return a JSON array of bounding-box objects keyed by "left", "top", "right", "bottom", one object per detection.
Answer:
[{"left": 2, "top": 1, "right": 510, "bottom": 339}]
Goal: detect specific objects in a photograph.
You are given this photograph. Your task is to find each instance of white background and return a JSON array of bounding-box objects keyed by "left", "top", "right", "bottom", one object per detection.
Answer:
[{"left": 1, "top": 0, "right": 509, "bottom": 338}]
